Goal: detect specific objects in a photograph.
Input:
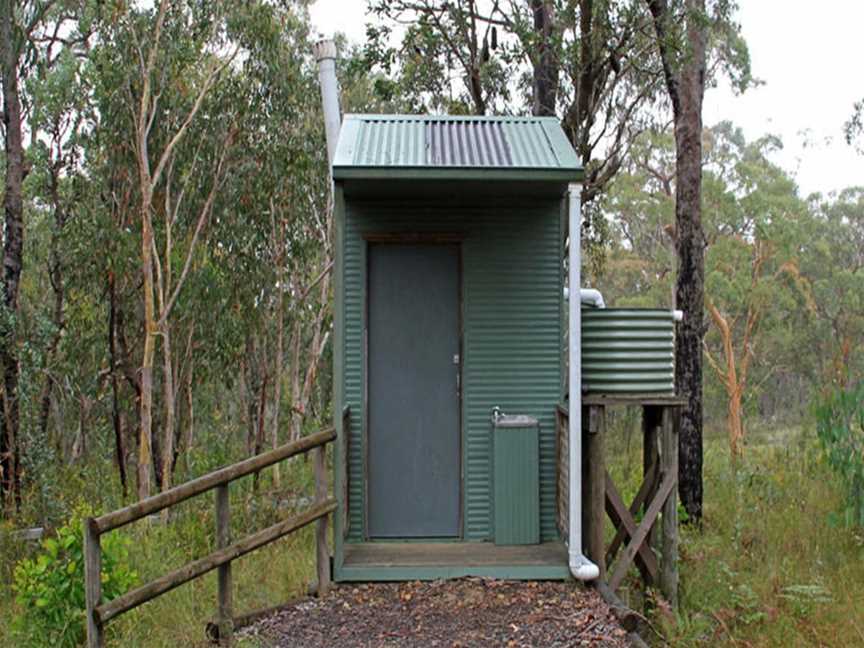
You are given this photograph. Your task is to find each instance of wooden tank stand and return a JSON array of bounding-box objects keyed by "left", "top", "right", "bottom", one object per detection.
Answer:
[{"left": 581, "top": 394, "right": 684, "bottom": 607}]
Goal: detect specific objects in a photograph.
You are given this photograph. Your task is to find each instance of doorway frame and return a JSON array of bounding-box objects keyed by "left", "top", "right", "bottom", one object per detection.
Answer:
[{"left": 361, "top": 233, "right": 465, "bottom": 541}]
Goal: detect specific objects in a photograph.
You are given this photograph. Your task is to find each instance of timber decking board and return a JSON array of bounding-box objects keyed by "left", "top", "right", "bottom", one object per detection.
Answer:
[{"left": 343, "top": 542, "right": 567, "bottom": 568}]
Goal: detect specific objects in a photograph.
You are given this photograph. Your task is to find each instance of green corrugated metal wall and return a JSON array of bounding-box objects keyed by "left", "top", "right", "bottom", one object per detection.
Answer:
[{"left": 341, "top": 195, "right": 563, "bottom": 543}]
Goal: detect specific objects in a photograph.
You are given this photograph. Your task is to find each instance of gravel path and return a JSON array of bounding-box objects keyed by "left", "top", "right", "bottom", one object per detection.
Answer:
[{"left": 240, "top": 578, "right": 630, "bottom": 647}]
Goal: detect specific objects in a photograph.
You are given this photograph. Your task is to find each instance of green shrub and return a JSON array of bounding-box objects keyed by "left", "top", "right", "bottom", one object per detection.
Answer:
[
  {"left": 815, "top": 382, "right": 864, "bottom": 527},
  {"left": 12, "top": 505, "right": 138, "bottom": 648}
]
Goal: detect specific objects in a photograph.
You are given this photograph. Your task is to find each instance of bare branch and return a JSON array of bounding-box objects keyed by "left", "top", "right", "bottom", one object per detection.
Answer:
[{"left": 151, "top": 46, "right": 239, "bottom": 188}]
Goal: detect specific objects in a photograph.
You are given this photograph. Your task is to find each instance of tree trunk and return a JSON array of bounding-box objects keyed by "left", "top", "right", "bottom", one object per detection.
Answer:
[
  {"left": 160, "top": 323, "right": 175, "bottom": 491},
  {"left": 139, "top": 192, "right": 156, "bottom": 500},
  {"left": 253, "top": 374, "right": 267, "bottom": 492},
  {"left": 648, "top": 0, "right": 707, "bottom": 521},
  {"left": 37, "top": 163, "right": 67, "bottom": 450},
  {"left": 183, "top": 357, "right": 194, "bottom": 454},
  {"left": 108, "top": 272, "right": 129, "bottom": 497},
  {"left": 1, "top": 0, "right": 24, "bottom": 508},
  {"left": 289, "top": 318, "right": 303, "bottom": 441},
  {"left": 300, "top": 269, "right": 332, "bottom": 417},
  {"left": 243, "top": 337, "right": 262, "bottom": 454},
  {"left": 673, "top": 5, "right": 706, "bottom": 521},
  {"left": 728, "top": 386, "right": 743, "bottom": 457},
  {"left": 530, "top": 0, "right": 558, "bottom": 117},
  {"left": 575, "top": 0, "right": 596, "bottom": 162},
  {"left": 706, "top": 300, "right": 745, "bottom": 458},
  {"left": 270, "top": 216, "right": 286, "bottom": 486}
]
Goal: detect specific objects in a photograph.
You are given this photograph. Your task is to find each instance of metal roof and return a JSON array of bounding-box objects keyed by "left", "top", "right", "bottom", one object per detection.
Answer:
[{"left": 333, "top": 114, "right": 583, "bottom": 182}]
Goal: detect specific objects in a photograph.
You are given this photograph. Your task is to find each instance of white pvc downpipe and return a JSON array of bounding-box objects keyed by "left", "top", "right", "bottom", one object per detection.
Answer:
[
  {"left": 312, "top": 39, "right": 341, "bottom": 166},
  {"left": 579, "top": 288, "right": 605, "bottom": 309},
  {"left": 568, "top": 184, "right": 600, "bottom": 581}
]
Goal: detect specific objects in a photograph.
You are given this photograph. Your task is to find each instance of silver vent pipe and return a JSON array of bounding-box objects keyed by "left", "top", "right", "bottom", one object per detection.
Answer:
[{"left": 313, "top": 39, "right": 341, "bottom": 166}]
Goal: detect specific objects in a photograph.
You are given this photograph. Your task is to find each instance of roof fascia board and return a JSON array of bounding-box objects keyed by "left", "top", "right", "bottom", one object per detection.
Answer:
[{"left": 333, "top": 166, "right": 584, "bottom": 182}]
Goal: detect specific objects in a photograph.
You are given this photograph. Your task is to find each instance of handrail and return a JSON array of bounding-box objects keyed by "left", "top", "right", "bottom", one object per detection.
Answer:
[
  {"left": 84, "top": 420, "right": 341, "bottom": 648},
  {"left": 93, "top": 427, "right": 335, "bottom": 534},
  {"left": 95, "top": 499, "right": 336, "bottom": 624}
]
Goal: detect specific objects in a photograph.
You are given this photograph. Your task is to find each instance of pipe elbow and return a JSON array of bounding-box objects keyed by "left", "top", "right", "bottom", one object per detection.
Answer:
[
  {"left": 579, "top": 288, "right": 606, "bottom": 309},
  {"left": 569, "top": 552, "right": 600, "bottom": 581}
]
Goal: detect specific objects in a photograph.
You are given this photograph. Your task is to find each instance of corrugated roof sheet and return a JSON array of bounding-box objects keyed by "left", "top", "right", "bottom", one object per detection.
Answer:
[{"left": 333, "top": 114, "right": 581, "bottom": 177}]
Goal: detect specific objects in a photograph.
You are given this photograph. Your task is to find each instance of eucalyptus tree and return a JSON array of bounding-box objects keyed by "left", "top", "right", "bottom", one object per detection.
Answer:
[
  {"left": 644, "top": 0, "right": 751, "bottom": 519},
  {"left": 804, "top": 190, "right": 864, "bottom": 390},
  {"left": 599, "top": 123, "right": 816, "bottom": 455},
  {"left": 83, "top": 0, "right": 349, "bottom": 497},
  {"left": 1, "top": 0, "right": 93, "bottom": 508},
  {"left": 364, "top": 0, "right": 668, "bottom": 224},
  {"left": 699, "top": 126, "right": 814, "bottom": 456},
  {"left": 215, "top": 3, "right": 332, "bottom": 479},
  {"left": 83, "top": 1, "right": 244, "bottom": 496},
  {"left": 846, "top": 99, "right": 863, "bottom": 154}
]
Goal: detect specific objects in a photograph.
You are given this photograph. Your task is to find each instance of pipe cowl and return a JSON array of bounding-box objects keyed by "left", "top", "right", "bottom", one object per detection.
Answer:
[{"left": 313, "top": 39, "right": 337, "bottom": 61}]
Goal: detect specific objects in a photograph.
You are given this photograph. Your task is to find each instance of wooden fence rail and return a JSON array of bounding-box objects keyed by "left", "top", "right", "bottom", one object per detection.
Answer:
[{"left": 84, "top": 424, "right": 339, "bottom": 648}]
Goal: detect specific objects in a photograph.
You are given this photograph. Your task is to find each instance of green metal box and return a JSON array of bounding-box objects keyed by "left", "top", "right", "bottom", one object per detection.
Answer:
[{"left": 493, "top": 415, "right": 540, "bottom": 546}]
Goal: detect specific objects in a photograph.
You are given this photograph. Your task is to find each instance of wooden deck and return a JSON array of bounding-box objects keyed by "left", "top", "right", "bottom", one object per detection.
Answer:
[{"left": 337, "top": 541, "right": 571, "bottom": 581}]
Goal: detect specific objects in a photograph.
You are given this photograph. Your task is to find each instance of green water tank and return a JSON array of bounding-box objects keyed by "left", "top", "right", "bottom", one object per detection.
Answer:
[
  {"left": 582, "top": 308, "right": 676, "bottom": 394},
  {"left": 493, "top": 414, "right": 540, "bottom": 546}
]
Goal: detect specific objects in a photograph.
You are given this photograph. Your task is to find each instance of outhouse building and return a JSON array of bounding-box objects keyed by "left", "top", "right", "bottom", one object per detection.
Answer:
[{"left": 331, "top": 114, "right": 591, "bottom": 581}]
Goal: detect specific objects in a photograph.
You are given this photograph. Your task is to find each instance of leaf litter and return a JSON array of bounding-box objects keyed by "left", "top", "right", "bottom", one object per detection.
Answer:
[{"left": 239, "top": 577, "right": 629, "bottom": 647}]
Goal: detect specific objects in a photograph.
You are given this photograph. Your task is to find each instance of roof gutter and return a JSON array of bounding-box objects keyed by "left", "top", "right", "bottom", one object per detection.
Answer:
[
  {"left": 332, "top": 166, "right": 583, "bottom": 183},
  {"left": 568, "top": 183, "right": 600, "bottom": 582}
]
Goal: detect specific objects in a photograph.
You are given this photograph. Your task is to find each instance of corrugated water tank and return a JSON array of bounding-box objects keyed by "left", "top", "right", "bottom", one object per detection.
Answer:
[{"left": 582, "top": 308, "right": 675, "bottom": 394}]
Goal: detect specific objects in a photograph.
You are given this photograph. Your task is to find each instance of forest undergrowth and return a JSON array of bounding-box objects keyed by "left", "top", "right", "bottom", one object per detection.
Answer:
[{"left": 609, "top": 418, "right": 864, "bottom": 647}]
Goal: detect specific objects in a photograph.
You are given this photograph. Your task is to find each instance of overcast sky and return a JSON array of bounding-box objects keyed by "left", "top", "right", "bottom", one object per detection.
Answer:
[{"left": 308, "top": 1, "right": 863, "bottom": 198}]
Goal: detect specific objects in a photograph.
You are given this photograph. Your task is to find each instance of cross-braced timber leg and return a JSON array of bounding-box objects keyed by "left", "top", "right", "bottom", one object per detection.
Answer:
[
  {"left": 604, "top": 468, "right": 659, "bottom": 585},
  {"left": 642, "top": 405, "right": 662, "bottom": 551},
  {"left": 608, "top": 468, "right": 676, "bottom": 592},
  {"left": 660, "top": 407, "right": 679, "bottom": 606}
]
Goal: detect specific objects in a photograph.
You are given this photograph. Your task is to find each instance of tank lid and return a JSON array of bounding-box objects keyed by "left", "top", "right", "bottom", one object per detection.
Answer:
[{"left": 494, "top": 414, "right": 539, "bottom": 429}]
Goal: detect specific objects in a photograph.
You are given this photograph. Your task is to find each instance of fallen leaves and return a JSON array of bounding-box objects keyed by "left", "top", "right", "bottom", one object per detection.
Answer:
[{"left": 239, "top": 577, "right": 629, "bottom": 647}]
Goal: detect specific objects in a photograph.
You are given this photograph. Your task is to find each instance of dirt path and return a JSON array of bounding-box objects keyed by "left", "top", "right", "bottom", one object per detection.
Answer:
[{"left": 240, "top": 578, "right": 630, "bottom": 647}]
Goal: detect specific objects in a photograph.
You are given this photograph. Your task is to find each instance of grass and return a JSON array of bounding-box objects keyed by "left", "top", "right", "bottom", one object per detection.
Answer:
[
  {"left": 607, "top": 417, "right": 864, "bottom": 647},
  {"left": 3, "top": 421, "right": 864, "bottom": 647},
  {"left": 0, "top": 455, "right": 321, "bottom": 647}
]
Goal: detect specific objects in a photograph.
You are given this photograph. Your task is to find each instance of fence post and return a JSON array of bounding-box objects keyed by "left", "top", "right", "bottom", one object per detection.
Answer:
[
  {"left": 84, "top": 518, "right": 104, "bottom": 648},
  {"left": 215, "top": 484, "right": 233, "bottom": 644},
  {"left": 584, "top": 405, "right": 607, "bottom": 579},
  {"left": 642, "top": 405, "right": 661, "bottom": 551},
  {"left": 314, "top": 444, "right": 331, "bottom": 595},
  {"left": 660, "top": 407, "right": 679, "bottom": 607}
]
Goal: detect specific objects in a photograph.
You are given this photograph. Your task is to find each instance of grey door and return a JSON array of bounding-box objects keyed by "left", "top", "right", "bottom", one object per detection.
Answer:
[{"left": 367, "top": 243, "right": 460, "bottom": 538}]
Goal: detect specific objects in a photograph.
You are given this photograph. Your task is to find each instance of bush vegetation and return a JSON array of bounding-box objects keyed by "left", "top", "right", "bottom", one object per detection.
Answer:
[
  {"left": 11, "top": 505, "right": 137, "bottom": 647},
  {"left": 0, "top": 2, "right": 861, "bottom": 647},
  {"left": 0, "top": 460, "right": 319, "bottom": 647},
  {"left": 815, "top": 383, "right": 864, "bottom": 528},
  {"left": 608, "top": 418, "right": 864, "bottom": 647}
]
